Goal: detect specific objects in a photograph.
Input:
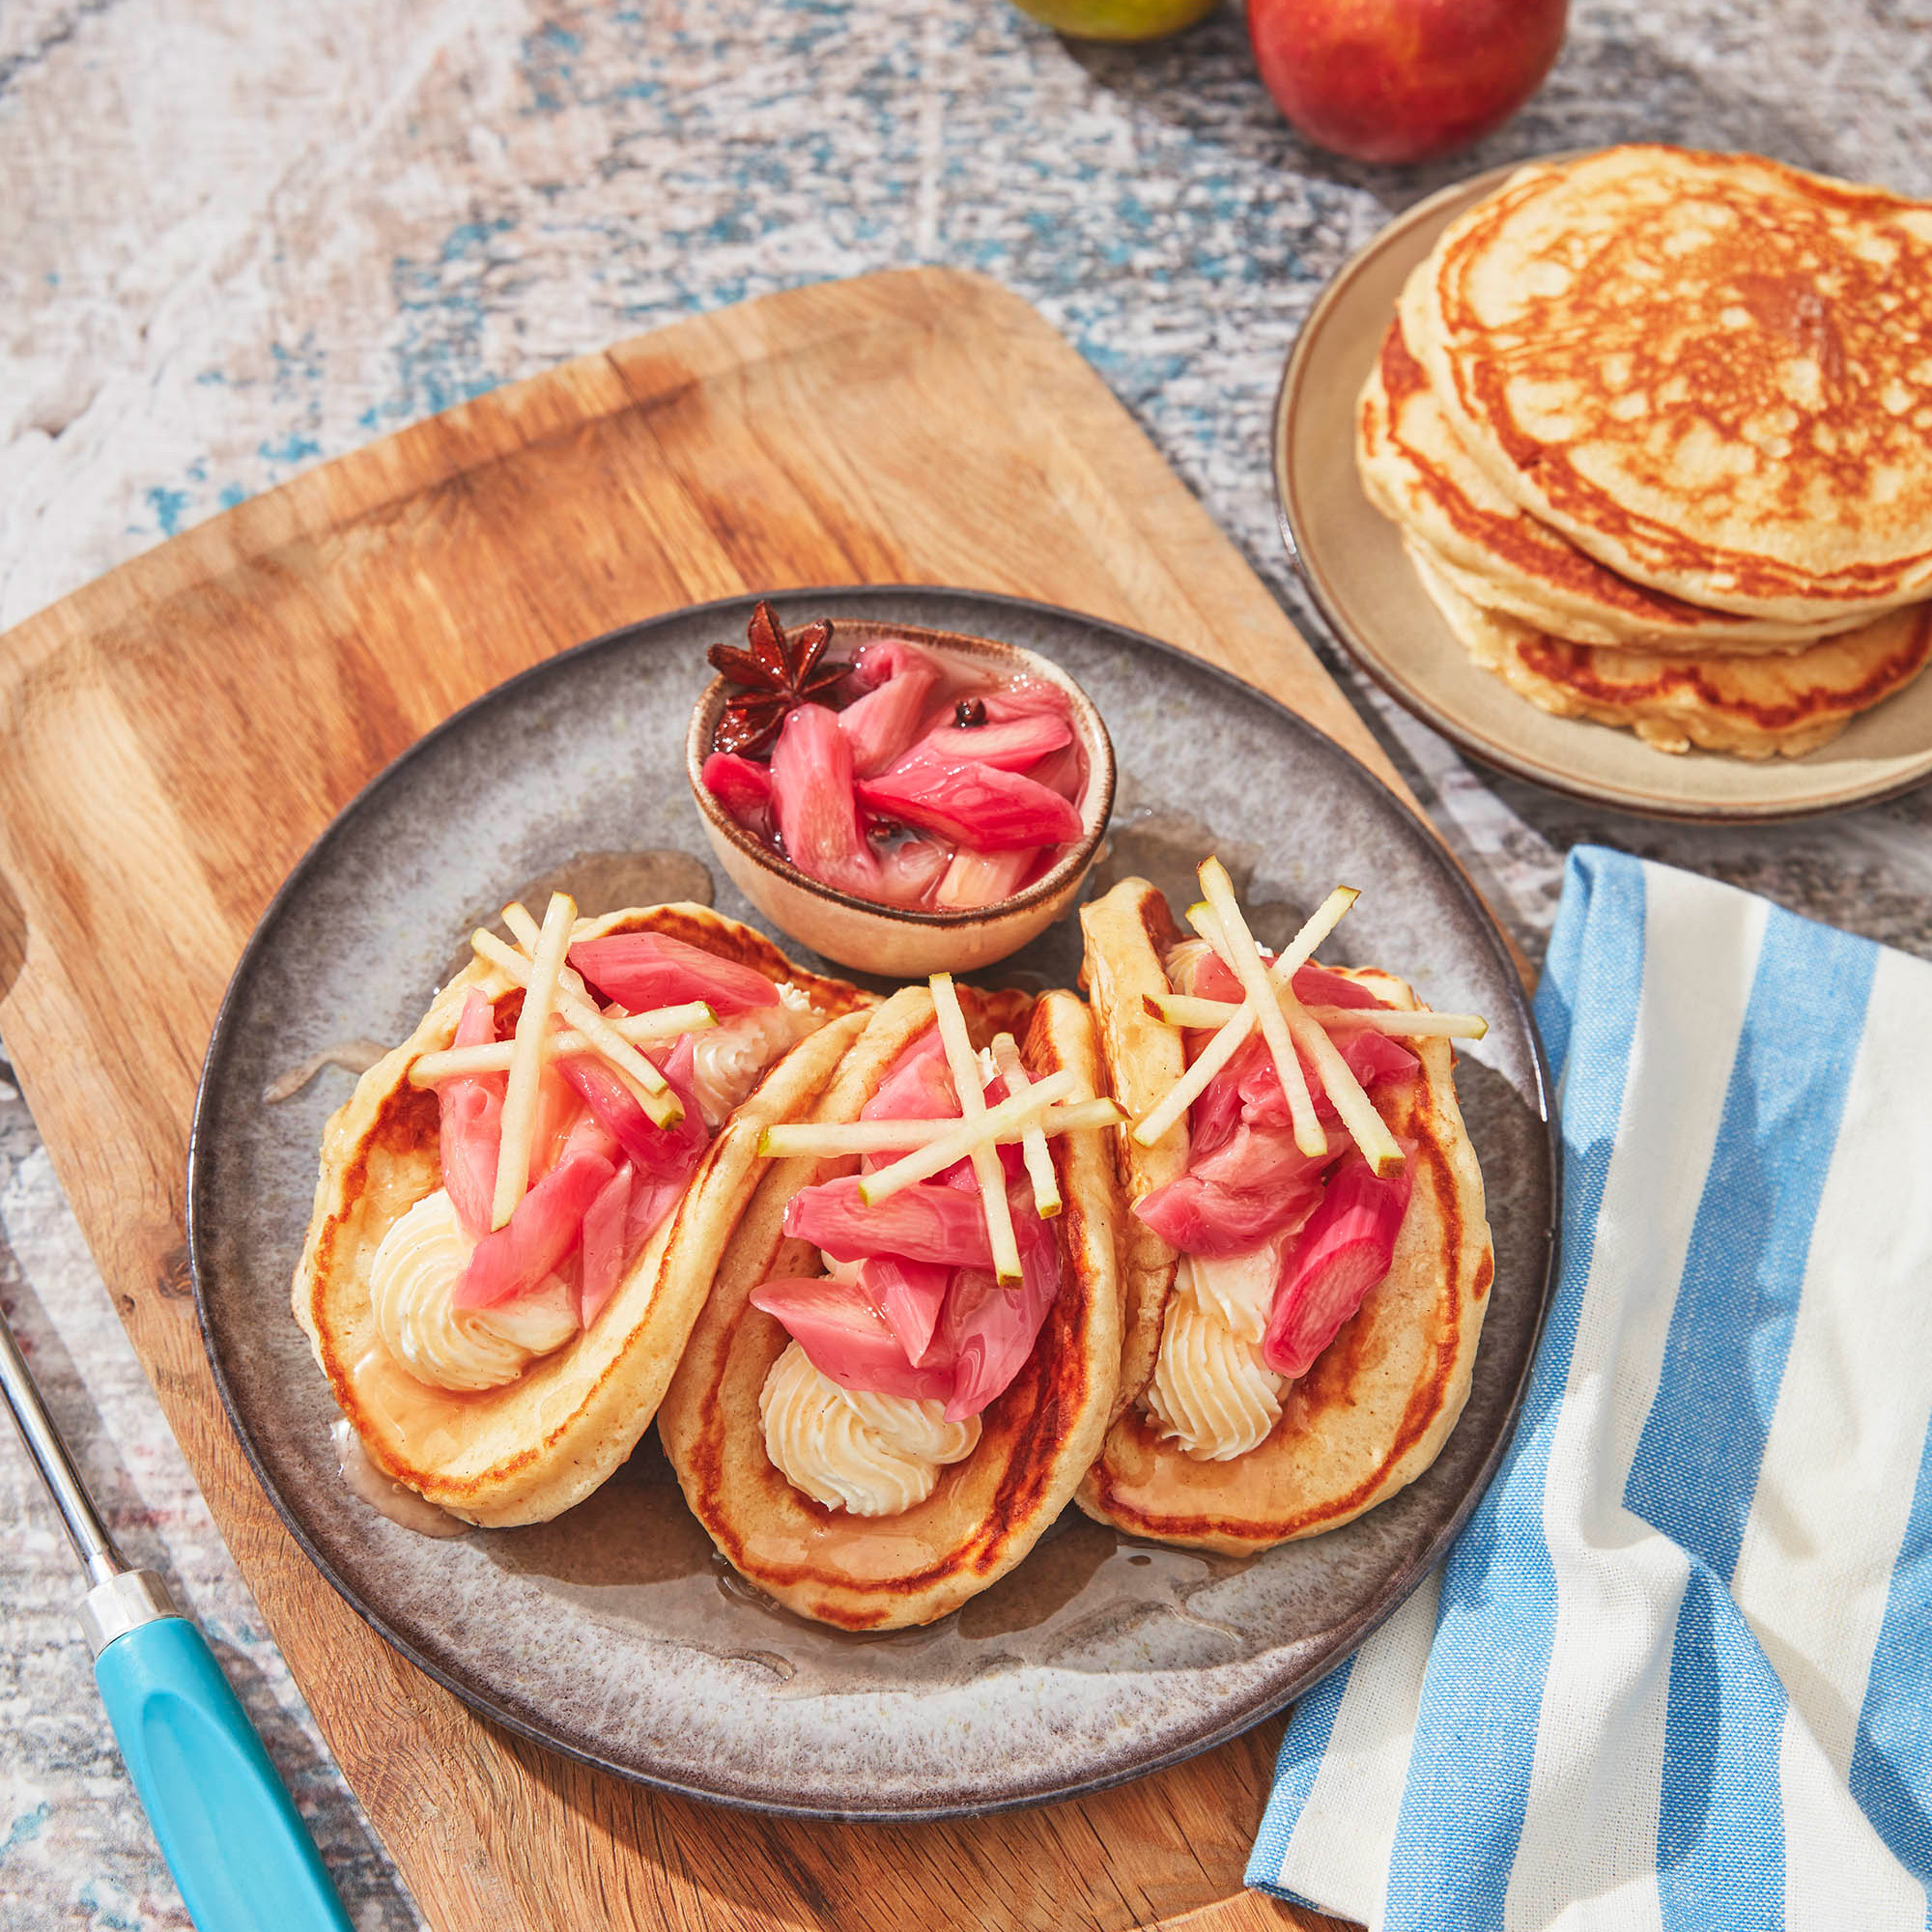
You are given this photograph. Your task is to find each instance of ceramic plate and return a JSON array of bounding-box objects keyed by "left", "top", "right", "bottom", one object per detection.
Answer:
[
  {"left": 188, "top": 586, "right": 1556, "bottom": 1819},
  {"left": 1275, "top": 158, "right": 1932, "bottom": 822}
]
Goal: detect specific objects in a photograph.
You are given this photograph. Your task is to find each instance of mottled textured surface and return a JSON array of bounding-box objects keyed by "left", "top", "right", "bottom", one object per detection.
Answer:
[{"left": 6, "top": 0, "right": 1932, "bottom": 1920}]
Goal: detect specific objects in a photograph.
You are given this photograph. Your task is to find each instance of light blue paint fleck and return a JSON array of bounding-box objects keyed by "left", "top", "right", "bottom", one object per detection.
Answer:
[
  {"left": 440, "top": 218, "right": 513, "bottom": 261},
  {"left": 1, "top": 1803, "right": 49, "bottom": 1860},
  {"left": 271, "top": 337, "right": 327, "bottom": 379},
  {"left": 77, "top": 1881, "right": 145, "bottom": 1932},
  {"left": 194, "top": 367, "right": 230, "bottom": 386},
  {"left": 146, "top": 486, "right": 191, "bottom": 538},
  {"left": 519, "top": 20, "right": 581, "bottom": 114},
  {"left": 258, "top": 433, "right": 320, "bottom": 466},
  {"left": 218, "top": 482, "right": 248, "bottom": 510}
]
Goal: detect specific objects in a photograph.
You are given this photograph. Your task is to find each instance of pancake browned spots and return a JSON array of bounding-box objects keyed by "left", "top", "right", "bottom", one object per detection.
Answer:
[
  {"left": 1373, "top": 321, "right": 1747, "bottom": 630},
  {"left": 1516, "top": 611, "right": 1932, "bottom": 729},
  {"left": 1411, "top": 147, "right": 1932, "bottom": 619},
  {"left": 1409, "top": 535, "right": 1932, "bottom": 757}
]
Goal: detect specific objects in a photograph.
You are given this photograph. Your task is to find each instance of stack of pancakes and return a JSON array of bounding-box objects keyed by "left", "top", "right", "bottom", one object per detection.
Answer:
[{"left": 1357, "top": 145, "right": 1932, "bottom": 759}]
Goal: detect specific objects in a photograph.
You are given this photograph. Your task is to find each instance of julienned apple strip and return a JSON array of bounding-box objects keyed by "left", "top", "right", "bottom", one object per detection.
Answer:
[
  {"left": 470, "top": 927, "right": 681, "bottom": 1126},
  {"left": 762, "top": 1094, "right": 1119, "bottom": 1162},
  {"left": 1191, "top": 899, "right": 1405, "bottom": 1179},
  {"left": 1129, "top": 885, "right": 1359, "bottom": 1151},
  {"left": 927, "top": 973, "right": 1024, "bottom": 1284},
  {"left": 1193, "top": 858, "right": 1326, "bottom": 1160},
  {"left": 1144, "top": 993, "right": 1488, "bottom": 1039},
  {"left": 409, "top": 1002, "right": 718, "bottom": 1085},
  {"left": 489, "top": 893, "right": 578, "bottom": 1229},
  {"left": 990, "top": 1031, "right": 1063, "bottom": 1219},
  {"left": 783, "top": 1071, "right": 1077, "bottom": 1181}
]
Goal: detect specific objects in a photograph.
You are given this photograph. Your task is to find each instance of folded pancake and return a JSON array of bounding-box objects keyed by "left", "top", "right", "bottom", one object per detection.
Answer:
[
  {"left": 1076, "top": 883, "right": 1492, "bottom": 1555},
  {"left": 657, "top": 983, "right": 1122, "bottom": 1630},
  {"left": 1402, "top": 145, "right": 1932, "bottom": 623},
  {"left": 1358, "top": 312, "right": 1858, "bottom": 654},
  {"left": 1078, "top": 880, "right": 1187, "bottom": 1415},
  {"left": 293, "top": 902, "right": 871, "bottom": 1528},
  {"left": 1409, "top": 537, "right": 1932, "bottom": 758}
]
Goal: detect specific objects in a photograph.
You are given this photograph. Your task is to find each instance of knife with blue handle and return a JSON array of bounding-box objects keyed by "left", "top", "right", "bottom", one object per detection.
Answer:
[{"left": 1, "top": 1305, "right": 354, "bottom": 1932}]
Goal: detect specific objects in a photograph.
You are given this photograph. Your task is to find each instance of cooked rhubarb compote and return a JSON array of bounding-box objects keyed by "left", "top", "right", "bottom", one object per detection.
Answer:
[
  {"left": 1139, "top": 935, "right": 1422, "bottom": 1459},
  {"left": 1111, "top": 861, "right": 1487, "bottom": 1464},
  {"left": 749, "top": 977, "right": 1118, "bottom": 1515},
  {"left": 383, "top": 895, "right": 814, "bottom": 1394},
  {"left": 702, "top": 633, "right": 1091, "bottom": 913}
]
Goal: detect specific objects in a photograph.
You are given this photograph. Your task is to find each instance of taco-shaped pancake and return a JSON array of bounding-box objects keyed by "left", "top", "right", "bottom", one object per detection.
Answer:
[
  {"left": 1078, "top": 879, "right": 1187, "bottom": 1417},
  {"left": 657, "top": 980, "right": 1122, "bottom": 1630},
  {"left": 1075, "top": 874, "right": 1492, "bottom": 1555},
  {"left": 293, "top": 899, "right": 871, "bottom": 1528}
]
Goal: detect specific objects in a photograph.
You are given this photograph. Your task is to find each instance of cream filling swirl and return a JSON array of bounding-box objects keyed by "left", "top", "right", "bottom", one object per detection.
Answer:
[
  {"left": 368, "top": 1190, "right": 579, "bottom": 1392},
  {"left": 689, "top": 999, "right": 811, "bottom": 1127},
  {"left": 1144, "top": 1253, "right": 1285, "bottom": 1462},
  {"left": 759, "top": 1341, "right": 980, "bottom": 1516}
]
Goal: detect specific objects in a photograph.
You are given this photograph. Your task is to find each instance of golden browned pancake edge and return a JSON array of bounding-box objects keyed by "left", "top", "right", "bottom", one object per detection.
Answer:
[
  {"left": 1358, "top": 316, "right": 1858, "bottom": 653},
  {"left": 1077, "top": 877, "right": 1186, "bottom": 1416},
  {"left": 656, "top": 984, "right": 1123, "bottom": 1631},
  {"left": 1409, "top": 537, "right": 1932, "bottom": 758},
  {"left": 291, "top": 903, "right": 873, "bottom": 1528},
  {"left": 1406, "top": 145, "right": 1932, "bottom": 621},
  {"left": 1076, "top": 970, "right": 1493, "bottom": 1557}
]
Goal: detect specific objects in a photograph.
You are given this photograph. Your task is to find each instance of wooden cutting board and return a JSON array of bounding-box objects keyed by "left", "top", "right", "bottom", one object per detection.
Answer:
[{"left": 0, "top": 267, "right": 1407, "bottom": 1932}]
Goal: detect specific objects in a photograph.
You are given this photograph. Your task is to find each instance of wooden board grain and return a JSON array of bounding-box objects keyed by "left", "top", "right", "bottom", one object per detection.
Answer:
[{"left": 0, "top": 268, "right": 1385, "bottom": 1932}]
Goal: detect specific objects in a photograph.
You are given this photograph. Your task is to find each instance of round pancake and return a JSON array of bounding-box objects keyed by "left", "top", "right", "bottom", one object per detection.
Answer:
[
  {"left": 1077, "top": 877, "right": 1187, "bottom": 1416},
  {"left": 1359, "top": 313, "right": 1858, "bottom": 653},
  {"left": 1403, "top": 145, "right": 1932, "bottom": 621},
  {"left": 292, "top": 903, "right": 872, "bottom": 1528},
  {"left": 1409, "top": 536, "right": 1932, "bottom": 758},
  {"left": 1077, "top": 970, "right": 1492, "bottom": 1557},
  {"left": 657, "top": 984, "right": 1122, "bottom": 1631}
]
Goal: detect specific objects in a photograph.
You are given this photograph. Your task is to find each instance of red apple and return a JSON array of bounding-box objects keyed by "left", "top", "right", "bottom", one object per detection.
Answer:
[{"left": 1248, "top": 0, "right": 1568, "bottom": 165}]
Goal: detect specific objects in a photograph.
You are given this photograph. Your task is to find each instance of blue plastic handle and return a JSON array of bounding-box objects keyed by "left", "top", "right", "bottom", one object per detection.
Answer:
[{"left": 93, "top": 1615, "right": 354, "bottom": 1932}]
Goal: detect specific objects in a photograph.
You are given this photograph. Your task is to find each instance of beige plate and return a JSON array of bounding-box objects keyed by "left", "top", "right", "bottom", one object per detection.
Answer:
[{"left": 1274, "top": 155, "right": 1932, "bottom": 823}]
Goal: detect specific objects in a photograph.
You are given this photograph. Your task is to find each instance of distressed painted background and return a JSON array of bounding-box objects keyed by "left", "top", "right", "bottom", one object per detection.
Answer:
[{"left": 6, "top": 0, "right": 1932, "bottom": 1923}]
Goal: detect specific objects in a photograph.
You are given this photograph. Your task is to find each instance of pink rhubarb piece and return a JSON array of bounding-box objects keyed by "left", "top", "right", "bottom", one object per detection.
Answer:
[
  {"left": 770, "top": 701, "right": 884, "bottom": 897},
  {"left": 568, "top": 929, "right": 779, "bottom": 1015},
  {"left": 439, "top": 989, "right": 505, "bottom": 1239},
  {"left": 1261, "top": 1152, "right": 1414, "bottom": 1378},
  {"left": 856, "top": 752, "right": 1081, "bottom": 851}
]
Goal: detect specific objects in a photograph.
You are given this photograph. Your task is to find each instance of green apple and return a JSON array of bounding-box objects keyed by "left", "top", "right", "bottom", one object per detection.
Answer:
[{"left": 1008, "top": 0, "right": 1220, "bottom": 43}]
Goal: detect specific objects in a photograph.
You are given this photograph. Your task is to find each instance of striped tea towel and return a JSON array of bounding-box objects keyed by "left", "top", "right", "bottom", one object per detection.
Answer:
[{"left": 1248, "top": 844, "right": 1932, "bottom": 1930}]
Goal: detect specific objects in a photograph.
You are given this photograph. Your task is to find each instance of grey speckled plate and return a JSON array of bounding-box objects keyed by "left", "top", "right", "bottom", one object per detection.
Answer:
[
  {"left": 188, "top": 586, "right": 1557, "bottom": 1820},
  {"left": 1277, "top": 156, "right": 1932, "bottom": 822}
]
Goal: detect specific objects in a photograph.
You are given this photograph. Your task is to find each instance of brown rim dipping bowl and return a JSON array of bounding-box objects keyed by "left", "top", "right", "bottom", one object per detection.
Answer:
[{"left": 686, "top": 618, "right": 1116, "bottom": 979}]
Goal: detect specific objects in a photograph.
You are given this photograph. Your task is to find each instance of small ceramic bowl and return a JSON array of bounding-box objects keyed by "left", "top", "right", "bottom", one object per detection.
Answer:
[{"left": 686, "top": 617, "right": 1116, "bottom": 978}]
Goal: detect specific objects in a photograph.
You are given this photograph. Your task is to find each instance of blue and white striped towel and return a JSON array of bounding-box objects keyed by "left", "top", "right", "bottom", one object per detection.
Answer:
[{"left": 1248, "top": 844, "right": 1932, "bottom": 1930}]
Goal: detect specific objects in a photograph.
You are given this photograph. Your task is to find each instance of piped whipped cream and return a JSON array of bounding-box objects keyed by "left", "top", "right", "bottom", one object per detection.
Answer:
[
  {"left": 760, "top": 1341, "right": 979, "bottom": 1516},
  {"left": 1144, "top": 1253, "right": 1285, "bottom": 1462},
  {"left": 689, "top": 998, "right": 811, "bottom": 1127},
  {"left": 368, "top": 1189, "right": 578, "bottom": 1392}
]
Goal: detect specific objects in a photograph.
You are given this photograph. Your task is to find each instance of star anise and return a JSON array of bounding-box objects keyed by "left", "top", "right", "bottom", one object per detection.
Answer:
[{"left": 707, "top": 601, "right": 854, "bottom": 756}]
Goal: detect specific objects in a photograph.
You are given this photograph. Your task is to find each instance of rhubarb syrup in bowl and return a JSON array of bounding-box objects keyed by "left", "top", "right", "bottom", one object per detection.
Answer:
[{"left": 686, "top": 618, "right": 1115, "bottom": 978}]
